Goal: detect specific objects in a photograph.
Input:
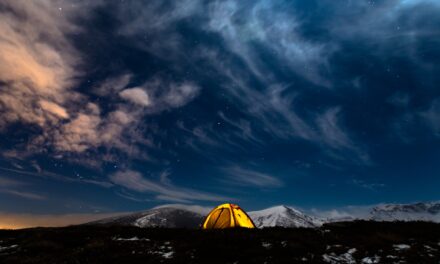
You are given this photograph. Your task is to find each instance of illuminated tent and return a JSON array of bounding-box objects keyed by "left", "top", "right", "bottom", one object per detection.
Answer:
[{"left": 202, "top": 203, "right": 256, "bottom": 229}]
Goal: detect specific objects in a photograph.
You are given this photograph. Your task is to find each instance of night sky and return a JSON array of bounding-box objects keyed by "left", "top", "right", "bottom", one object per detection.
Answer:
[{"left": 1, "top": 0, "right": 440, "bottom": 226}]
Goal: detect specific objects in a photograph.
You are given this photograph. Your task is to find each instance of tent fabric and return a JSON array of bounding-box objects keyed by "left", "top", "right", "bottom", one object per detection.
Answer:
[{"left": 202, "top": 203, "right": 255, "bottom": 229}]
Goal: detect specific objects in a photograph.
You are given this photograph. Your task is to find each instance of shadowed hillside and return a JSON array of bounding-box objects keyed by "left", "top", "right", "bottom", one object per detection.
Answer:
[{"left": 1, "top": 221, "right": 440, "bottom": 263}]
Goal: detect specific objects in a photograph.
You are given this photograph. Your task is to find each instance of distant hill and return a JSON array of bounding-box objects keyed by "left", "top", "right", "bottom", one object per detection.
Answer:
[{"left": 88, "top": 205, "right": 207, "bottom": 228}]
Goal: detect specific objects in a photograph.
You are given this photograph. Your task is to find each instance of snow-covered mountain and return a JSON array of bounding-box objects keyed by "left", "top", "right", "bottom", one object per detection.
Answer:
[
  {"left": 89, "top": 204, "right": 321, "bottom": 228},
  {"left": 248, "top": 205, "right": 323, "bottom": 228},
  {"left": 89, "top": 205, "right": 207, "bottom": 228},
  {"left": 249, "top": 202, "right": 440, "bottom": 225},
  {"left": 88, "top": 202, "right": 440, "bottom": 229},
  {"left": 369, "top": 202, "right": 440, "bottom": 222}
]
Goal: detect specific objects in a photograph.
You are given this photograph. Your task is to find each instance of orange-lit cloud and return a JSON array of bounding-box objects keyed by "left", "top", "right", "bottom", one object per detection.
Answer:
[
  {"left": 0, "top": 1, "right": 78, "bottom": 129},
  {"left": 0, "top": 1, "right": 200, "bottom": 165},
  {"left": 0, "top": 1, "right": 144, "bottom": 163},
  {"left": 39, "top": 100, "right": 70, "bottom": 119}
]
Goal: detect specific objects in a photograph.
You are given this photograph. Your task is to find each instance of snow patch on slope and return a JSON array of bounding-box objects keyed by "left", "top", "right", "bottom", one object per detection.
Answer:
[
  {"left": 249, "top": 205, "right": 322, "bottom": 228},
  {"left": 370, "top": 202, "right": 440, "bottom": 222},
  {"left": 89, "top": 205, "right": 204, "bottom": 228}
]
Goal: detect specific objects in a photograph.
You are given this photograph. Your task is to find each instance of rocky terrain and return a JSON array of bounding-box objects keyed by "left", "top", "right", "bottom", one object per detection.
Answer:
[{"left": 1, "top": 221, "right": 440, "bottom": 263}]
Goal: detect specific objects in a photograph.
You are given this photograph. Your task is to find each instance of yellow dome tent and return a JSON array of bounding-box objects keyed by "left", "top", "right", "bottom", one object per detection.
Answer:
[{"left": 202, "top": 203, "right": 255, "bottom": 229}]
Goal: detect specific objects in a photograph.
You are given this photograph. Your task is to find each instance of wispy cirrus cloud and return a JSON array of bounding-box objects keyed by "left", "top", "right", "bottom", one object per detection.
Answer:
[
  {"left": 326, "top": 0, "right": 440, "bottom": 80},
  {"left": 0, "top": 176, "right": 46, "bottom": 200},
  {"left": 205, "top": 0, "right": 332, "bottom": 86},
  {"left": 115, "top": 0, "right": 202, "bottom": 58},
  {"left": 392, "top": 97, "right": 440, "bottom": 142},
  {"left": 316, "top": 107, "right": 371, "bottom": 165},
  {"left": 0, "top": 167, "right": 113, "bottom": 189},
  {"left": 420, "top": 98, "right": 440, "bottom": 137},
  {"left": 193, "top": 48, "right": 366, "bottom": 157},
  {"left": 178, "top": 78, "right": 370, "bottom": 165},
  {"left": 351, "top": 179, "right": 386, "bottom": 192},
  {"left": 109, "top": 170, "right": 231, "bottom": 202},
  {"left": 0, "top": 189, "right": 46, "bottom": 201},
  {"left": 0, "top": 177, "right": 25, "bottom": 187},
  {"left": 221, "top": 166, "right": 283, "bottom": 188},
  {"left": 111, "top": 0, "right": 335, "bottom": 140}
]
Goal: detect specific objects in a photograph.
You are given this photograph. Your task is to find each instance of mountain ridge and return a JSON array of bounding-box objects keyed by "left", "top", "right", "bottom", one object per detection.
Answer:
[
  {"left": 87, "top": 202, "right": 440, "bottom": 228},
  {"left": 369, "top": 202, "right": 440, "bottom": 222}
]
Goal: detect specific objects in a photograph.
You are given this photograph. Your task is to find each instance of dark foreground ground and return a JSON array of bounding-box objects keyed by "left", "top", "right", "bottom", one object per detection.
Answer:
[{"left": 1, "top": 221, "right": 440, "bottom": 263}]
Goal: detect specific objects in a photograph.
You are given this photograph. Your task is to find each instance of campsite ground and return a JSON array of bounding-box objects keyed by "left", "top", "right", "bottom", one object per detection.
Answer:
[{"left": 1, "top": 221, "right": 440, "bottom": 263}]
